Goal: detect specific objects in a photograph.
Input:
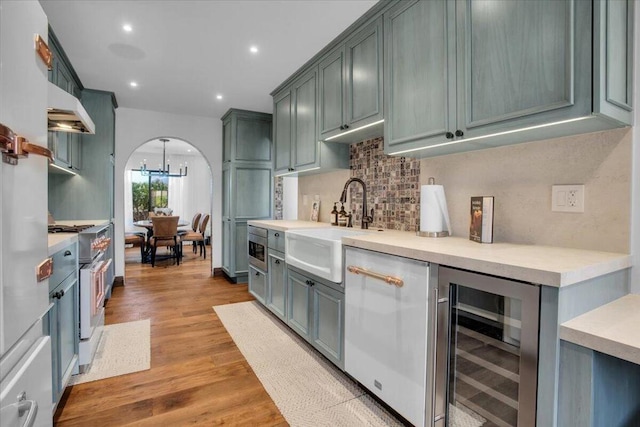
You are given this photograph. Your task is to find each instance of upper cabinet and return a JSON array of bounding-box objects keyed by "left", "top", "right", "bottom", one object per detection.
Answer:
[
  {"left": 271, "top": 0, "right": 633, "bottom": 162},
  {"left": 318, "top": 17, "right": 384, "bottom": 143},
  {"left": 273, "top": 70, "right": 349, "bottom": 177},
  {"left": 383, "top": 0, "right": 634, "bottom": 158}
]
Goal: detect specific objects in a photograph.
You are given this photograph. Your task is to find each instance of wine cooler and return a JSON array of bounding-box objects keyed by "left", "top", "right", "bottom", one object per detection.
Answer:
[{"left": 429, "top": 267, "right": 540, "bottom": 427}]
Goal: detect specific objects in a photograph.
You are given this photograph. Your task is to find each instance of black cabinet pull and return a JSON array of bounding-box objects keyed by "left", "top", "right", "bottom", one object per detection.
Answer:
[
  {"left": 274, "top": 233, "right": 280, "bottom": 237},
  {"left": 64, "top": 250, "right": 72, "bottom": 256},
  {"left": 340, "top": 125, "right": 345, "bottom": 130},
  {"left": 52, "top": 290, "right": 65, "bottom": 299},
  {"left": 343, "top": 124, "right": 349, "bottom": 129},
  {"left": 275, "top": 259, "right": 280, "bottom": 264},
  {"left": 445, "top": 132, "right": 454, "bottom": 139},
  {"left": 255, "top": 271, "right": 260, "bottom": 276},
  {"left": 455, "top": 129, "right": 464, "bottom": 137}
]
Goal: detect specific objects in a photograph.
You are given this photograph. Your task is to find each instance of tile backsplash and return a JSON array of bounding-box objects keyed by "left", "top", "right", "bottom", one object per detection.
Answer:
[
  {"left": 349, "top": 137, "right": 421, "bottom": 231},
  {"left": 274, "top": 176, "right": 283, "bottom": 220},
  {"left": 296, "top": 128, "right": 631, "bottom": 253}
]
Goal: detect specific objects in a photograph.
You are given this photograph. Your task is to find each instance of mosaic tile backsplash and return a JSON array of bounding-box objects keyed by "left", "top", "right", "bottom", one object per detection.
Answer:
[
  {"left": 274, "top": 176, "right": 283, "bottom": 220},
  {"left": 348, "top": 137, "right": 421, "bottom": 232}
]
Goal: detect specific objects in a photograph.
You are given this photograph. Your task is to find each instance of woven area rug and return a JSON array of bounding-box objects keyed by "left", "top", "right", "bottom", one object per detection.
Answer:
[
  {"left": 69, "top": 319, "right": 151, "bottom": 386},
  {"left": 213, "top": 301, "right": 403, "bottom": 426}
]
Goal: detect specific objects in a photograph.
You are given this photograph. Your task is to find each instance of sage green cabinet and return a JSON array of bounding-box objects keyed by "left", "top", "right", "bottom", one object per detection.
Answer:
[
  {"left": 319, "top": 17, "right": 384, "bottom": 143},
  {"left": 384, "top": 0, "right": 633, "bottom": 158},
  {"left": 273, "top": 71, "right": 349, "bottom": 177},
  {"left": 220, "top": 109, "right": 272, "bottom": 283},
  {"left": 248, "top": 265, "right": 267, "bottom": 304},
  {"left": 287, "top": 267, "right": 345, "bottom": 368},
  {"left": 266, "top": 249, "right": 287, "bottom": 322}
]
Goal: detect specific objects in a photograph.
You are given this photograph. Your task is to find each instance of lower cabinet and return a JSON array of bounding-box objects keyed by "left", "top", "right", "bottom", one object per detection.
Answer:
[
  {"left": 48, "top": 273, "right": 79, "bottom": 410},
  {"left": 287, "top": 267, "right": 345, "bottom": 369},
  {"left": 266, "top": 249, "right": 287, "bottom": 322},
  {"left": 248, "top": 265, "right": 267, "bottom": 304}
]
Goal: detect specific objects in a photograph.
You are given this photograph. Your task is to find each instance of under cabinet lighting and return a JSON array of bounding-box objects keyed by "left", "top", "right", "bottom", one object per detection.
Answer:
[
  {"left": 57, "top": 123, "right": 73, "bottom": 130},
  {"left": 275, "top": 167, "right": 320, "bottom": 177},
  {"left": 50, "top": 163, "right": 77, "bottom": 176},
  {"left": 324, "top": 120, "right": 384, "bottom": 141},
  {"left": 387, "top": 117, "right": 591, "bottom": 156}
]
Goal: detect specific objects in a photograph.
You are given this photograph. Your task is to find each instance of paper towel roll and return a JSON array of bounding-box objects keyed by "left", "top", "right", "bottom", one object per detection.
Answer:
[{"left": 420, "top": 185, "right": 452, "bottom": 234}]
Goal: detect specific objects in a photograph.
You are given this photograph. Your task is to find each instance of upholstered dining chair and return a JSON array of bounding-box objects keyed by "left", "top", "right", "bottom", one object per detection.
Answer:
[
  {"left": 150, "top": 215, "right": 181, "bottom": 267},
  {"left": 179, "top": 212, "right": 201, "bottom": 244},
  {"left": 124, "top": 232, "right": 146, "bottom": 261},
  {"left": 181, "top": 213, "right": 209, "bottom": 259}
]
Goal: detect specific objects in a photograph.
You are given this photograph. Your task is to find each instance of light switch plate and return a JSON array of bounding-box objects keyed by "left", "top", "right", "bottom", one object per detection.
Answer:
[{"left": 552, "top": 184, "right": 585, "bottom": 213}]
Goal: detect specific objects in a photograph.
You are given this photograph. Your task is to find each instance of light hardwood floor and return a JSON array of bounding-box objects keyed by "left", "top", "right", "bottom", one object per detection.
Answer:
[{"left": 53, "top": 246, "right": 287, "bottom": 426}]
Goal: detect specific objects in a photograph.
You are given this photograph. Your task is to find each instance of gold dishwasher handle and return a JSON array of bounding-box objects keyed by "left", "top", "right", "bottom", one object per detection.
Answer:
[
  {"left": 1, "top": 123, "right": 54, "bottom": 164},
  {"left": 347, "top": 265, "right": 404, "bottom": 288}
]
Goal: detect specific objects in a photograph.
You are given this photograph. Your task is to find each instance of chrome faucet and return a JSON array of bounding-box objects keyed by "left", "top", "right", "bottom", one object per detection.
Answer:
[{"left": 339, "top": 178, "right": 373, "bottom": 229}]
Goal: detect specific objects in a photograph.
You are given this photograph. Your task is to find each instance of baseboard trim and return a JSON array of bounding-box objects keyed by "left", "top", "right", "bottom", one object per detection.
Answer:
[
  {"left": 213, "top": 268, "right": 225, "bottom": 278},
  {"left": 113, "top": 276, "right": 125, "bottom": 287}
]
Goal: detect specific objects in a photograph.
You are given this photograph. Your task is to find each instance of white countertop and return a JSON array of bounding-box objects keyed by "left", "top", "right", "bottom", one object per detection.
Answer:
[
  {"left": 48, "top": 233, "right": 78, "bottom": 255},
  {"left": 247, "top": 221, "right": 631, "bottom": 287},
  {"left": 341, "top": 233, "right": 631, "bottom": 287},
  {"left": 560, "top": 295, "right": 640, "bottom": 365},
  {"left": 248, "top": 220, "right": 334, "bottom": 232},
  {"left": 52, "top": 219, "right": 110, "bottom": 226}
]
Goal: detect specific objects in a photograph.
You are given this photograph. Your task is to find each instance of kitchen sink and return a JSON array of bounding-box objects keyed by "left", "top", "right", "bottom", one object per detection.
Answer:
[{"left": 285, "top": 227, "right": 370, "bottom": 283}]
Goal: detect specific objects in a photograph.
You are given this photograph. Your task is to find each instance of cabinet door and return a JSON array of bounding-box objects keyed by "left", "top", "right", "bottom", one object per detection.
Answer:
[
  {"left": 53, "top": 131, "right": 71, "bottom": 167},
  {"left": 234, "top": 166, "right": 271, "bottom": 219},
  {"left": 345, "top": 16, "right": 383, "bottom": 129},
  {"left": 234, "top": 221, "right": 248, "bottom": 275},
  {"left": 236, "top": 116, "right": 271, "bottom": 162},
  {"left": 222, "top": 219, "right": 231, "bottom": 274},
  {"left": 56, "top": 277, "right": 78, "bottom": 395},
  {"left": 267, "top": 250, "right": 287, "bottom": 321},
  {"left": 318, "top": 47, "right": 346, "bottom": 139},
  {"left": 222, "top": 118, "right": 232, "bottom": 163},
  {"left": 287, "top": 269, "right": 312, "bottom": 342},
  {"left": 273, "top": 89, "right": 293, "bottom": 173},
  {"left": 292, "top": 69, "right": 318, "bottom": 170},
  {"left": 458, "top": 0, "right": 590, "bottom": 137},
  {"left": 248, "top": 265, "right": 266, "bottom": 304},
  {"left": 70, "top": 132, "right": 81, "bottom": 170},
  {"left": 383, "top": 0, "right": 455, "bottom": 153},
  {"left": 311, "top": 281, "right": 344, "bottom": 368}
]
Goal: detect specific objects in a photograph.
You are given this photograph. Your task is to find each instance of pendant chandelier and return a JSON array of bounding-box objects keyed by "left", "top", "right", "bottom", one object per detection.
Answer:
[{"left": 137, "top": 138, "right": 188, "bottom": 178}]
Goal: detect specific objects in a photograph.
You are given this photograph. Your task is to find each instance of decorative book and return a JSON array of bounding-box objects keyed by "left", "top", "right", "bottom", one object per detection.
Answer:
[{"left": 469, "top": 196, "right": 494, "bottom": 243}]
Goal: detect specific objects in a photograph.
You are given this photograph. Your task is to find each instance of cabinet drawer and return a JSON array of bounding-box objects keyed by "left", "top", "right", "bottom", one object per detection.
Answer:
[
  {"left": 50, "top": 243, "right": 77, "bottom": 291},
  {"left": 268, "top": 229, "right": 285, "bottom": 252}
]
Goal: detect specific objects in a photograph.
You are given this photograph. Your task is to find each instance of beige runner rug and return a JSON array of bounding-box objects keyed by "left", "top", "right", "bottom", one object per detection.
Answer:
[
  {"left": 69, "top": 319, "right": 151, "bottom": 386},
  {"left": 213, "top": 301, "right": 403, "bottom": 426}
]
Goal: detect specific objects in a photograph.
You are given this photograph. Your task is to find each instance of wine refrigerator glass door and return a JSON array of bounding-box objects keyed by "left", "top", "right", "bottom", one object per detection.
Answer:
[{"left": 434, "top": 267, "right": 540, "bottom": 427}]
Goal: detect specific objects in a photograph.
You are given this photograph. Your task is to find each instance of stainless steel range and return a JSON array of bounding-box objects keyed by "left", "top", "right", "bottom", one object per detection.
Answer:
[{"left": 76, "top": 224, "right": 112, "bottom": 373}]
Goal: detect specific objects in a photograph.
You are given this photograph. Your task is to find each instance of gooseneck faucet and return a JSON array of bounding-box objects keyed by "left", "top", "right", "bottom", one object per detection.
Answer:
[{"left": 340, "top": 177, "right": 373, "bottom": 229}]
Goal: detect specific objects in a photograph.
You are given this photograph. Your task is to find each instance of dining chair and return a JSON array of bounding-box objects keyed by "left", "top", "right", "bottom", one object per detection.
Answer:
[
  {"left": 150, "top": 216, "right": 181, "bottom": 267},
  {"left": 124, "top": 232, "right": 146, "bottom": 261},
  {"left": 181, "top": 214, "right": 209, "bottom": 259},
  {"left": 178, "top": 213, "right": 201, "bottom": 247}
]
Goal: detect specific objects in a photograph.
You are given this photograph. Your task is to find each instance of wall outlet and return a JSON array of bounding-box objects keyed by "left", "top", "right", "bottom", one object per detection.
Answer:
[{"left": 552, "top": 184, "right": 585, "bottom": 213}]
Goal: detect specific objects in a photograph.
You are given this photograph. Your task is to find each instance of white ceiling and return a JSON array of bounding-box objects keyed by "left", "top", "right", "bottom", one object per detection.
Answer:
[
  {"left": 39, "top": 0, "right": 378, "bottom": 119},
  {"left": 135, "top": 138, "right": 197, "bottom": 156}
]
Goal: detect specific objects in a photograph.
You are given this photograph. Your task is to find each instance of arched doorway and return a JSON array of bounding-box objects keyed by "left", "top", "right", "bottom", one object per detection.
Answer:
[{"left": 123, "top": 137, "right": 213, "bottom": 269}]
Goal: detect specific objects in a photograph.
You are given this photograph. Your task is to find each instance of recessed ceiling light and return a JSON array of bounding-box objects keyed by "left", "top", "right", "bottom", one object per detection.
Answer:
[
  {"left": 216, "top": 94, "right": 223, "bottom": 100},
  {"left": 123, "top": 24, "right": 133, "bottom": 32},
  {"left": 187, "top": 149, "right": 192, "bottom": 153},
  {"left": 130, "top": 81, "right": 138, "bottom": 88},
  {"left": 249, "top": 45, "right": 259, "bottom": 54}
]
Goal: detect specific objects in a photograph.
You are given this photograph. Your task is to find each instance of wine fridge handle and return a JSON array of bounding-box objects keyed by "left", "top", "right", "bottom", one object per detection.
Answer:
[{"left": 430, "top": 287, "right": 439, "bottom": 425}]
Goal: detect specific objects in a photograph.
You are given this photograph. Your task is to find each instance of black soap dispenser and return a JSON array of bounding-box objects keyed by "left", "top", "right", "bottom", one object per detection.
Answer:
[{"left": 331, "top": 203, "right": 339, "bottom": 226}]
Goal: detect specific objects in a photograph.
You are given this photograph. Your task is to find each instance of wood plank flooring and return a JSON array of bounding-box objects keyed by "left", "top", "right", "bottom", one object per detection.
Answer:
[{"left": 53, "top": 247, "right": 287, "bottom": 426}]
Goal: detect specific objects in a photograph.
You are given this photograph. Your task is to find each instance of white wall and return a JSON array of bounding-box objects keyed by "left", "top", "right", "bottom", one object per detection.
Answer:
[{"left": 114, "top": 107, "right": 221, "bottom": 278}]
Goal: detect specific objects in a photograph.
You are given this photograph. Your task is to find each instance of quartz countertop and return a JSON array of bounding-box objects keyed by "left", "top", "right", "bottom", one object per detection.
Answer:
[
  {"left": 52, "top": 219, "right": 110, "bottom": 227},
  {"left": 48, "top": 233, "right": 78, "bottom": 255},
  {"left": 341, "top": 233, "right": 631, "bottom": 287},
  {"left": 247, "top": 220, "right": 334, "bottom": 232},
  {"left": 560, "top": 294, "right": 640, "bottom": 365}
]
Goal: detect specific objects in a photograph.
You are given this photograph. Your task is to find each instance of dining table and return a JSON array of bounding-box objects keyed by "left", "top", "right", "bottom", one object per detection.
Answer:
[{"left": 133, "top": 219, "right": 190, "bottom": 263}]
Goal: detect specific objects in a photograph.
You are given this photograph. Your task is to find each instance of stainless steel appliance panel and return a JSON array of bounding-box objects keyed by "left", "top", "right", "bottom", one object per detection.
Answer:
[
  {"left": 248, "top": 226, "right": 268, "bottom": 272},
  {"left": 434, "top": 267, "right": 540, "bottom": 427}
]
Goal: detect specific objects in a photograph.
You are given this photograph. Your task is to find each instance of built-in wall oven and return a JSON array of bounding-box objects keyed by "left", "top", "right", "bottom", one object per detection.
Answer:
[
  {"left": 77, "top": 224, "right": 111, "bottom": 373},
  {"left": 429, "top": 267, "right": 540, "bottom": 427},
  {"left": 248, "top": 225, "right": 267, "bottom": 272}
]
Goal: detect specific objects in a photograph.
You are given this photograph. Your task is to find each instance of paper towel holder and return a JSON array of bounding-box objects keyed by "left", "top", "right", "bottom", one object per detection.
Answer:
[{"left": 416, "top": 176, "right": 450, "bottom": 238}]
